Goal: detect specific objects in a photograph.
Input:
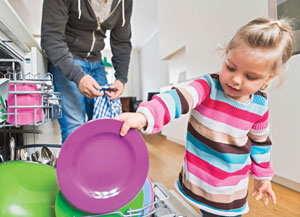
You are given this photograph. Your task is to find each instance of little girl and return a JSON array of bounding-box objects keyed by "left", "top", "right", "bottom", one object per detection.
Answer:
[{"left": 116, "top": 18, "right": 294, "bottom": 217}]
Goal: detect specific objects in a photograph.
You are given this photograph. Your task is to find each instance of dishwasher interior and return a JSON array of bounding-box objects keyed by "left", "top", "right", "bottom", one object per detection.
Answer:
[
  {"left": 0, "top": 39, "right": 61, "bottom": 162},
  {"left": 69, "top": 182, "right": 199, "bottom": 217}
]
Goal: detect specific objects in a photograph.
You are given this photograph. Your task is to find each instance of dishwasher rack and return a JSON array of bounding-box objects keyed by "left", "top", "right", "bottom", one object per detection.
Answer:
[
  {"left": 0, "top": 59, "right": 61, "bottom": 128},
  {"left": 76, "top": 183, "right": 170, "bottom": 217}
]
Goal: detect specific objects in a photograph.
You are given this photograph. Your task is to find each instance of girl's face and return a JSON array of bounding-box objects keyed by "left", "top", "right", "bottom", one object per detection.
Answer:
[{"left": 219, "top": 48, "right": 276, "bottom": 103}]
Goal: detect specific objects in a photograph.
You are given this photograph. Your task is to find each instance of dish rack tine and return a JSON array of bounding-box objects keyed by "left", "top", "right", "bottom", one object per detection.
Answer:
[{"left": 82, "top": 183, "right": 170, "bottom": 217}]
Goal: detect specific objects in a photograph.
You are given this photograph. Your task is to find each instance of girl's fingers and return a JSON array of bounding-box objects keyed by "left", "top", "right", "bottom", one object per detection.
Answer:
[
  {"left": 270, "top": 190, "right": 277, "bottom": 205},
  {"left": 255, "top": 192, "right": 263, "bottom": 201},
  {"left": 251, "top": 189, "right": 257, "bottom": 197},
  {"left": 120, "top": 120, "right": 131, "bottom": 136},
  {"left": 264, "top": 193, "right": 269, "bottom": 206},
  {"left": 115, "top": 115, "right": 121, "bottom": 121}
]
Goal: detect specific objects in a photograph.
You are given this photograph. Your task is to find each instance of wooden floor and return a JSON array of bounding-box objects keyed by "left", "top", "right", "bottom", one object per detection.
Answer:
[{"left": 143, "top": 134, "right": 300, "bottom": 217}]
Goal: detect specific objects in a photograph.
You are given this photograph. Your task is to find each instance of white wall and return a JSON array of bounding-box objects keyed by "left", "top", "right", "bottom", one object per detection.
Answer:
[
  {"left": 139, "top": 31, "right": 169, "bottom": 101},
  {"left": 125, "top": 49, "right": 141, "bottom": 99},
  {"left": 158, "top": 0, "right": 269, "bottom": 81},
  {"left": 269, "top": 54, "right": 300, "bottom": 184},
  {"left": 158, "top": 0, "right": 269, "bottom": 143},
  {"left": 102, "top": 46, "right": 141, "bottom": 99}
]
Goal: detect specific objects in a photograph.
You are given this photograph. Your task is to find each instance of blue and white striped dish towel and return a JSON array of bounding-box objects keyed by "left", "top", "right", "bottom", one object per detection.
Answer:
[{"left": 93, "top": 85, "right": 122, "bottom": 119}]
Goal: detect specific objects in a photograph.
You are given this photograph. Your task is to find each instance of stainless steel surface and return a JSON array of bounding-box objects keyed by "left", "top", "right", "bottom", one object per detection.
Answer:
[
  {"left": 9, "top": 136, "right": 15, "bottom": 160},
  {"left": 82, "top": 182, "right": 200, "bottom": 217},
  {"left": 152, "top": 183, "right": 200, "bottom": 217}
]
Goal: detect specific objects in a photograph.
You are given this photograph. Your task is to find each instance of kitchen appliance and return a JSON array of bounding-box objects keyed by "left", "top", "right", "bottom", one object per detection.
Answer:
[
  {"left": 0, "top": 0, "right": 61, "bottom": 159},
  {"left": 76, "top": 183, "right": 200, "bottom": 217}
]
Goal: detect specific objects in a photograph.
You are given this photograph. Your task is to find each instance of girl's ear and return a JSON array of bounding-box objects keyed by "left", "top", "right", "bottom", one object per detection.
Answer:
[
  {"left": 261, "top": 72, "right": 279, "bottom": 90},
  {"left": 260, "top": 83, "right": 269, "bottom": 91}
]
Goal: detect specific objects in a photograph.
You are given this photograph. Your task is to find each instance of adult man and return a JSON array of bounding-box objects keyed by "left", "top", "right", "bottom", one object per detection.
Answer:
[{"left": 41, "top": 0, "right": 132, "bottom": 143}]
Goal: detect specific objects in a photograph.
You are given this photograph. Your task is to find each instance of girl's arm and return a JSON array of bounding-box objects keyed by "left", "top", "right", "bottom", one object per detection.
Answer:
[
  {"left": 248, "top": 109, "right": 276, "bottom": 205},
  {"left": 248, "top": 110, "right": 275, "bottom": 180},
  {"left": 117, "top": 75, "right": 211, "bottom": 136}
]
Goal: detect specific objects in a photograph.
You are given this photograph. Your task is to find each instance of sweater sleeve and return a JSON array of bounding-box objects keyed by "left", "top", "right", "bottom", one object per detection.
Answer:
[
  {"left": 41, "top": 0, "right": 86, "bottom": 85},
  {"left": 110, "top": 0, "right": 132, "bottom": 84},
  {"left": 136, "top": 76, "right": 211, "bottom": 134},
  {"left": 248, "top": 110, "right": 275, "bottom": 180}
]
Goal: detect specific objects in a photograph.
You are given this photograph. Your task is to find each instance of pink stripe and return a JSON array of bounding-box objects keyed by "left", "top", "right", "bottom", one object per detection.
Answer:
[
  {"left": 252, "top": 161, "right": 271, "bottom": 168},
  {"left": 152, "top": 95, "right": 171, "bottom": 125},
  {"left": 184, "top": 158, "right": 249, "bottom": 187},
  {"left": 202, "top": 97, "right": 262, "bottom": 122},
  {"left": 190, "top": 79, "right": 210, "bottom": 107},
  {"left": 139, "top": 100, "right": 165, "bottom": 133},
  {"left": 251, "top": 111, "right": 269, "bottom": 130},
  {"left": 195, "top": 105, "right": 253, "bottom": 130},
  {"left": 250, "top": 161, "right": 275, "bottom": 177},
  {"left": 186, "top": 151, "right": 250, "bottom": 179},
  {"left": 260, "top": 110, "right": 269, "bottom": 122},
  {"left": 251, "top": 119, "right": 269, "bottom": 131}
]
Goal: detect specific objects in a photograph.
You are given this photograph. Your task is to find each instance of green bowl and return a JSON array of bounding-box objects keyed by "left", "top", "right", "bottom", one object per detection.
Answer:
[
  {"left": 55, "top": 188, "right": 144, "bottom": 217},
  {"left": 0, "top": 161, "right": 59, "bottom": 217}
]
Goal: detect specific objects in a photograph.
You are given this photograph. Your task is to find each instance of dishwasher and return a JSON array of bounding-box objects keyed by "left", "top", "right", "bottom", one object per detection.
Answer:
[{"left": 82, "top": 182, "right": 200, "bottom": 217}]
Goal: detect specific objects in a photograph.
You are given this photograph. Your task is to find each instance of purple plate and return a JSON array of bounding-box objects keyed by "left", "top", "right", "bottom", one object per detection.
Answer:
[{"left": 56, "top": 119, "right": 149, "bottom": 214}]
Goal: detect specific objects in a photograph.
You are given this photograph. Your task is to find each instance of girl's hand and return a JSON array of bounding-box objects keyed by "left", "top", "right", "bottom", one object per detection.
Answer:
[
  {"left": 115, "top": 112, "right": 147, "bottom": 136},
  {"left": 251, "top": 179, "right": 276, "bottom": 206}
]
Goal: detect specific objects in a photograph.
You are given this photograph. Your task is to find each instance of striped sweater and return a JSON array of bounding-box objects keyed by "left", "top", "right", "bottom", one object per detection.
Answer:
[{"left": 137, "top": 73, "right": 274, "bottom": 216}]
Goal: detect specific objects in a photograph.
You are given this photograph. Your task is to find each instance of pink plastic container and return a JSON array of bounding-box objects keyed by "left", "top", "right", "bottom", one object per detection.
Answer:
[{"left": 7, "top": 83, "right": 43, "bottom": 125}]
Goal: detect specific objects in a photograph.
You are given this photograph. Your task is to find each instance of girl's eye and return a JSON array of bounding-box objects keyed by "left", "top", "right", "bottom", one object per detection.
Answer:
[
  {"left": 226, "top": 65, "right": 236, "bottom": 72},
  {"left": 246, "top": 74, "right": 257, "bottom": 80}
]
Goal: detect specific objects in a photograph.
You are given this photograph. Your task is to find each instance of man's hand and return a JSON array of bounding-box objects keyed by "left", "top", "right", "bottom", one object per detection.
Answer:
[
  {"left": 78, "top": 75, "right": 103, "bottom": 98},
  {"left": 252, "top": 179, "right": 276, "bottom": 206},
  {"left": 105, "top": 80, "right": 124, "bottom": 100}
]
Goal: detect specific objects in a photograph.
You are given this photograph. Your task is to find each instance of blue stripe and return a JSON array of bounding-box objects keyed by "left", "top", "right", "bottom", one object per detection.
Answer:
[
  {"left": 252, "top": 94, "right": 267, "bottom": 106},
  {"left": 250, "top": 145, "right": 271, "bottom": 155},
  {"left": 166, "top": 89, "right": 182, "bottom": 118},
  {"left": 157, "top": 93, "right": 176, "bottom": 121},
  {"left": 213, "top": 89, "right": 267, "bottom": 115},
  {"left": 177, "top": 180, "right": 248, "bottom": 214},
  {"left": 187, "top": 132, "right": 249, "bottom": 164},
  {"left": 186, "top": 136, "right": 251, "bottom": 173},
  {"left": 201, "top": 74, "right": 267, "bottom": 115},
  {"left": 250, "top": 153, "right": 271, "bottom": 164}
]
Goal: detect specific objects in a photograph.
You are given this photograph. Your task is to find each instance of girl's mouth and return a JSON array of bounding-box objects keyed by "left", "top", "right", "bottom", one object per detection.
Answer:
[{"left": 226, "top": 84, "right": 240, "bottom": 92}]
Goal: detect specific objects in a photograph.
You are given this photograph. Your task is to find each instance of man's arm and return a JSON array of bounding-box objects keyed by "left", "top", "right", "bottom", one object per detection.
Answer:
[
  {"left": 41, "top": 0, "right": 86, "bottom": 85},
  {"left": 110, "top": 0, "right": 133, "bottom": 85}
]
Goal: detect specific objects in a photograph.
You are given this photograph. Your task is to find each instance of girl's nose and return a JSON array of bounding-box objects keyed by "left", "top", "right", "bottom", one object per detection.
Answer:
[{"left": 231, "top": 74, "right": 242, "bottom": 86}]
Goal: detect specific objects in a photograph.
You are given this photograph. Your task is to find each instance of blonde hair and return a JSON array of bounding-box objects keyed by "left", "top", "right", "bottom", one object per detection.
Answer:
[{"left": 226, "top": 18, "right": 294, "bottom": 76}]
